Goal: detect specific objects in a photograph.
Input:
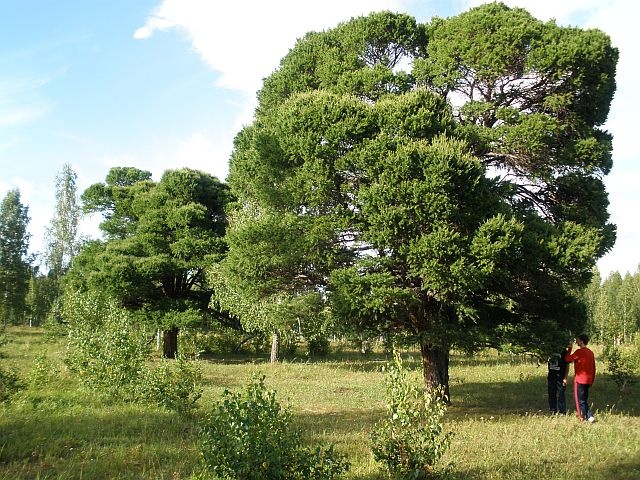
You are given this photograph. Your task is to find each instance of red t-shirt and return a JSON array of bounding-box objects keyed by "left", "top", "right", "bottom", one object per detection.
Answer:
[{"left": 564, "top": 347, "right": 596, "bottom": 385}]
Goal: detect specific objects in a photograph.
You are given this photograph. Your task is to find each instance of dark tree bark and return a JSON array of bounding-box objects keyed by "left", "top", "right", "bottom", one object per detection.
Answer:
[
  {"left": 420, "top": 339, "right": 450, "bottom": 403},
  {"left": 163, "top": 327, "right": 179, "bottom": 358}
]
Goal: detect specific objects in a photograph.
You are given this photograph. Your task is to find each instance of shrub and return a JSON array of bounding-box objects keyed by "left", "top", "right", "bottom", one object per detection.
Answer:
[
  {"left": 0, "top": 328, "right": 24, "bottom": 402},
  {"left": 62, "top": 290, "right": 202, "bottom": 413},
  {"left": 199, "top": 374, "right": 349, "bottom": 479},
  {"left": 604, "top": 343, "right": 638, "bottom": 393},
  {"left": 370, "top": 352, "right": 453, "bottom": 479},
  {"left": 307, "top": 336, "right": 330, "bottom": 358},
  {"left": 0, "top": 365, "right": 22, "bottom": 403},
  {"left": 28, "top": 352, "right": 61, "bottom": 386},
  {"left": 63, "top": 291, "right": 150, "bottom": 396},
  {"left": 140, "top": 355, "right": 203, "bottom": 415}
]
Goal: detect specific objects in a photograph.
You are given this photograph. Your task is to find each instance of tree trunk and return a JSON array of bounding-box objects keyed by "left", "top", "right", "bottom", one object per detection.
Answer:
[
  {"left": 270, "top": 331, "right": 280, "bottom": 364},
  {"left": 163, "top": 327, "right": 179, "bottom": 358},
  {"left": 419, "top": 339, "right": 450, "bottom": 403}
]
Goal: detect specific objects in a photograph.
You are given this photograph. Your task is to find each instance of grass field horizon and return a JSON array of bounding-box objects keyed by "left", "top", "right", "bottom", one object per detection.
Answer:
[{"left": 2, "top": 326, "right": 639, "bottom": 479}]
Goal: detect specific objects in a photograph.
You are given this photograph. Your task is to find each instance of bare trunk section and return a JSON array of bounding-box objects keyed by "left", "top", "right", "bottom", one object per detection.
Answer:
[
  {"left": 270, "top": 331, "right": 280, "bottom": 363},
  {"left": 419, "top": 339, "right": 450, "bottom": 403},
  {"left": 163, "top": 327, "right": 179, "bottom": 358}
]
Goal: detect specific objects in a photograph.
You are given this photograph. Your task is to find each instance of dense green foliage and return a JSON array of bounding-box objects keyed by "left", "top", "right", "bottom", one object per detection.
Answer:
[
  {"left": 218, "top": 3, "right": 618, "bottom": 396},
  {"left": 0, "top": 189, "right": 31, "bottom": 325},
  {"left": 69, "top": 167, "right": 232, "bottom": 357},
  {"left": 62, "top": 290, "right": 202, "bottom": 413},
  {"left": 371, "top": 353, "right": 452, "bottom": 479},
  {"left": 0, "top": 327, "right": 23, "bottom": 402},
  {"left": 199, "top": 374, "right": 349, "bottom": 480},
  {"left": 63, "top": 290, "right": 151, "bottom": 394},
  {"left": 25, "top": 273, "right": 58, "bottom": 326},
  {"left": 604, "top": 342, "right": 638, "bottom": 393}
]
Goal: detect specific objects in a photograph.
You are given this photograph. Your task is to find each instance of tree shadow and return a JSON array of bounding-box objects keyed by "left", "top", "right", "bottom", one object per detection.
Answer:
[
  {"left": 0, "top": 405, "right": 199, "bottom": 479},
  {"left": 592, "top": 459, "right": 640, "bottom": 480},
  {"left": 447, "top": 373, "right": 640, "bottom": 418}
]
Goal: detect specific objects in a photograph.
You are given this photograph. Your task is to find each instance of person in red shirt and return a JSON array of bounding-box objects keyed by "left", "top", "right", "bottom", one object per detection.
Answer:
[{"left": 564, "top": 334, "right": 596, "bottom": 422}]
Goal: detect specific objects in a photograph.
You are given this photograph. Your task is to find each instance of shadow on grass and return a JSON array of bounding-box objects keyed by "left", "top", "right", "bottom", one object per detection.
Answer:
[
  {"left": 314, "top": 351, "right": 543, "bottom": 374},
  {"left": 0, "top": 403, "right": 199, "bottom": 479},
  {"left": 593, "top": 459, "right": 640, "bottom": 480},
  {"left": 447, "top": 373, "right": 640, "bottom": 418},
  {"left": 444, "top": 457, "right": 640, "bottom": 480}
]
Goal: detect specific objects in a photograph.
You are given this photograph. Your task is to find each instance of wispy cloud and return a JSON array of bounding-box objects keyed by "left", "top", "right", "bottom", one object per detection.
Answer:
[
  {"left": 0, "top": 71, "right": 63, "bottom": 128},
  {"left": 135, "top": 0, "right": 407, "bottom": 95},
  {"left": 0, "top": 105, "right": 50, "bottom": 128}
]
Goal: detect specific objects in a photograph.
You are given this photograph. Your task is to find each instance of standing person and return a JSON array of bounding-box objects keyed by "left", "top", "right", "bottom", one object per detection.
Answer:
[
  {"left": 564, "top": 334, "right": 596, "bottom": 422},
  {"left": 547, "top": 345, "right": 570, "bottom": 414}
]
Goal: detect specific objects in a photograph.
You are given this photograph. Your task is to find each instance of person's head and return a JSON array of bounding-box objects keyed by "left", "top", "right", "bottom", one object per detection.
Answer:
[{"left": 576, "top": 334, "right": 589, "bottom": 346}]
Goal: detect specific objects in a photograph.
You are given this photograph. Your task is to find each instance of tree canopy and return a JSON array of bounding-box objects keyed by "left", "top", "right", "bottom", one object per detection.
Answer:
[
  {"left": 219, "top": 4, "right": 618, "bottom": 397},
  {"left": 68, "top": 167, "right": 232, "bottom": 357}
]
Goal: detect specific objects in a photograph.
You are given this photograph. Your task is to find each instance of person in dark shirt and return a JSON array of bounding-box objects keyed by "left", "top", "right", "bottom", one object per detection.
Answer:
[{"left": 547, "top": 345, "right": 570, "bottom": 414}]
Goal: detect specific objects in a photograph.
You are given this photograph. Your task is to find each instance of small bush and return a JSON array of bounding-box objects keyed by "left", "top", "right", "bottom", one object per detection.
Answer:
[
  {"left": 371, "top": 352, "right": 452, "bottom": 479},
  {"left": 140, "top": 355, "right": 203, "bottom": 415},
  {"left": 604, "top": 344, "right": 638, "bottom": 393},
  {"left": 63, "top": 291, "right": 150, "bottom": 396},
  {"left": 62, "top": 291, "right": 202, "bottom": 413},
  {"left": 199, "top": 374, "right": 349, "bottom": 480},
  {"left": 28, "top": 353, "right": 61, "bottom": 386},
  {"left": 0, "top": 328, "right": 24, "bottom": 402},
  {"left": 307, "top": 336, "right": 330, "bottom": 358},
  {"left": 0, "top": 365, "right": 23, "bottom": 403}
]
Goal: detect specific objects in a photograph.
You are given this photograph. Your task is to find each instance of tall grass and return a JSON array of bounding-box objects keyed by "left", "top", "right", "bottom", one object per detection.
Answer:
[{"left": 1, "top": 327, "right": 639, "bottom": 479}]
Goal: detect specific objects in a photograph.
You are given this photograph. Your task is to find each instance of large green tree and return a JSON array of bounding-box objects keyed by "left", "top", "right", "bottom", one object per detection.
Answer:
[
  {"left": 68, "top": 167, "right": 231, "bottom": 357},
  {"left": 217, "top": 4, "right": 618, "bottom": 398},
  {"left": 0, "top": 189, "right": 31, "bottom": 325}
]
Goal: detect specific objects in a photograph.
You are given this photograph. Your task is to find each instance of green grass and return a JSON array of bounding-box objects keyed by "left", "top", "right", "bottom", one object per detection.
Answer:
[{"left": 1, "top": 327, "right": 639, "bottom": 479}]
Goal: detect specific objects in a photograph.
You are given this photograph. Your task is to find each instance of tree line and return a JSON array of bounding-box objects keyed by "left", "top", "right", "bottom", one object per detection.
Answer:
[
  {"left": 0, "top": 3, "right": 623, "bottom": 399},
  {"left": 583, "top": 268, "right": 640, "bottom": 346}
]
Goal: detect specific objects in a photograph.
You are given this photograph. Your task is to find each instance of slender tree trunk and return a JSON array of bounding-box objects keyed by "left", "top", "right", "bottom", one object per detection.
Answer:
[
  {"left": 419, "top": 339, "right": 450, "bottom": 403},
  {"left": 163, "top": 327, "right": 179, "bottom": 358},
  {"left": 270, "top": 331, "right": 280, "bottom": 364}
]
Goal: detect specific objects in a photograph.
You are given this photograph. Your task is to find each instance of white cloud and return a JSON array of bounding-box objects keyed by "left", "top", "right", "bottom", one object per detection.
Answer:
[
  {"left": 94, "top": 127, "right": 232, "bottom": 186},
  {"left": 136, "top": 0, "right": 408, "bottom": 95},
  {"left": 133, "top": 0, "right": 413, "bottom": 185},
  {"left": 171, "top": 131, "right": 231, "bottom": 180}
]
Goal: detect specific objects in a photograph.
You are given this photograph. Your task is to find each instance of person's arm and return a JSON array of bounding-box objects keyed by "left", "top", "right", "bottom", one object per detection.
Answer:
[
  {"left": 564, "top": 345, "right": 576, "bottom": 363},
  {"left": 562, "top": 346, "right": 571, "bottom": 386}
]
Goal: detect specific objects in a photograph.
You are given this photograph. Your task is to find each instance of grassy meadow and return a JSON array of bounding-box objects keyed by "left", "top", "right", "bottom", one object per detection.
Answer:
[{"left": 1, "top": 326, "right": 639, "bottom": 479}]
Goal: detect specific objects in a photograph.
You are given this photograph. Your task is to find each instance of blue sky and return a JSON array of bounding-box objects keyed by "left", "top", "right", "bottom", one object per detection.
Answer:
[{"left": 1, "top": 0, "right": 637, "bottom": 278}]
